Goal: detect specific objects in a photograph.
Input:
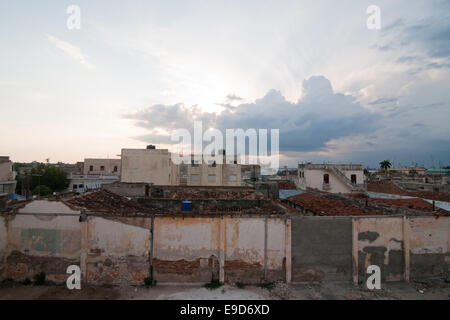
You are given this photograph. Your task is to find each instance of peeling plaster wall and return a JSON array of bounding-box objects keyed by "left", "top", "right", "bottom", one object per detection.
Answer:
[
  {"left": 224, "top": 217, "right": 286, "bottom": 283},
  {"left": 153, "top": 216, "right": 287, "bottom": 283},
  {"left": 153, "top": 217, "right": 219, "bottom": 282},
  {"left": 6, "top": 201, "right": 81, "bottom": 283},
  {"left": 409, "top": 217, "right": 449, "bottom": 279},
  {"left": 86, "top": 217, "right": 151, "bottom": 285},
  {"left": 357, "top": 218, "right": 404, "bottom": 282}
]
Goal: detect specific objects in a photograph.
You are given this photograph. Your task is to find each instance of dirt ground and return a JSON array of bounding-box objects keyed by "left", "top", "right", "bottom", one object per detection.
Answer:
[{"left": 0, "top": 280, "right": 448, "bottom": 300}]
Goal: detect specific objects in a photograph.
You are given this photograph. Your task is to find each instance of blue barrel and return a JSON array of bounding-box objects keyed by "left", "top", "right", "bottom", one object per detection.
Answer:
[{"left": 182, "top": 200, "right": 192, "bottom": 211}]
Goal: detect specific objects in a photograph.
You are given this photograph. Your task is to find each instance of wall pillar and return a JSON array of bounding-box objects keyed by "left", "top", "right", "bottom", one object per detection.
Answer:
[
  {"left": 403, "top": 216, "right": 410, "bottom": 282},
  {"left": 285, "top": 218, "right": 292, "bottom": 283},
  {"left": 80, "top": 216, "right": 89, "bottom": 285},
  {"left": 264, "top": 217, "right": 268, "bottom": 281},
  {"left": 352, "top": 218, "right": 359, "bottom": 285},
  {"left": 219, "top": 216, "right": 225, "bottom": 283}
]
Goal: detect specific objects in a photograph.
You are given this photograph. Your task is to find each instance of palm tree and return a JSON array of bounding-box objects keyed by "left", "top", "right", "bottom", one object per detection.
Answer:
[{"left": 379, "top": 160, "right": 392, "bottom": 174}]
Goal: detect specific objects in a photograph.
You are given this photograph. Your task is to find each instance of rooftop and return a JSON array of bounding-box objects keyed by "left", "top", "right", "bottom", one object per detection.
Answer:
[
  {"left": 368, "top": 181, "right": 450, "bottom": 202},
  {"left": 287, "top": 193, "right": 385, "bottom": 216}
]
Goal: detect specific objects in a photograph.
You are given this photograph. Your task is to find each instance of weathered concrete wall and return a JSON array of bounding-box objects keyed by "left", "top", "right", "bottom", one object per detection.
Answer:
[
  {"left": 291, "top": 217, "right": 352, "bottom": 282},
  {"left": 153, "top": 217, "right": 219, "bottom": 282},
  {"left": 5, "top": 201, "right": 81, "bottom": 283},
  {"left": 0, "top": 215, "right": 6, "bottom": 279},
  {"left": 102, "top": 182, "right": 148, "bottom": 197},
  {"left": 409, "top": 217, "right": 449, "bottom": 279},
  {"left": 86, "top": 217, "right": 151, "bottom": 286},
  {"left": 153, "top": 216, "right": 287, "bottom": 284},
  {"left": 224, "top": 217, "right": 286, "bottom": 283},
  {"left": 357, "top": 217, "right": 404, "bottom": 282}
]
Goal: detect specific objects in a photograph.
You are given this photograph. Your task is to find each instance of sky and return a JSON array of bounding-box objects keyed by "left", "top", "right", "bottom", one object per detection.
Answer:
[{"left": 0, "top": 0, "right": 449, "bottom": 168}]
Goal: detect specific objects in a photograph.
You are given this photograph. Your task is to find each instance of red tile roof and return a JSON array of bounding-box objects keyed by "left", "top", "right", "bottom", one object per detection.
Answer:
[{"left": 287, "top": 193, "right": 385, "bottom": 216}]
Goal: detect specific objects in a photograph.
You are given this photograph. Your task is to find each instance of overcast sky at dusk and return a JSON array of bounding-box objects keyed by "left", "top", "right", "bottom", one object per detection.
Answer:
[{"left": 1, "top": 0, "right": 449, "bottom": 168}]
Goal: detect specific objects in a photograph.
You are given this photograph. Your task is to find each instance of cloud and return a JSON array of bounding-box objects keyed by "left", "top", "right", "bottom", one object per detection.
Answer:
[
  {"left": 373, "top": 14, "right": 450, "bottom": 71},
  {"left": 369, "top": 97, "right": 398, "bottom": 105},
  {"left": 124, "top": 76, "right": 380, "bottom": 153},
  {"left": 46, "top": 34, "right": 93, "bottom": 69}
]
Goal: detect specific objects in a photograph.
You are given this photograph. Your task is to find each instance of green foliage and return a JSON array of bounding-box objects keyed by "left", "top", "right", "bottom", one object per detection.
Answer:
[
  {"left": 204, "top": 279, "right": 223, "bottom": 290},
  {"left": 143, "top": 277, "right": 157, "bottom": 288},
  {"left": 32, "top": 185, "right": 52, "bottom": 196},
  {"left": 30, "top": 164, "right": 68, "bottom": 191},
  {"left": 15, "top": 163, "right": 69, "bottom": 195},
  {"left": 235, "top": 281, "right": 245, "bottom": 289},
  {"left": 258, "top": 282, "right": 275, "bottom": 291},
  {"left": 33, "top": 272, "right": 46, "bottom": 285},
  {"left": 379, "top": 160, "right": 392, "bottom": 171}
]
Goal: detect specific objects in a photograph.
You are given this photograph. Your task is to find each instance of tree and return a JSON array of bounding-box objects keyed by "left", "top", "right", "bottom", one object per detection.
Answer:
[
  {"left": 32, "top": 185, "right": 52, "bottom": 196},
  {"left": 379, "top": 160, "right": 392, "bottom": 173},
  {"left": 30, "top": 164, "right": 68, "bottom": 192}
]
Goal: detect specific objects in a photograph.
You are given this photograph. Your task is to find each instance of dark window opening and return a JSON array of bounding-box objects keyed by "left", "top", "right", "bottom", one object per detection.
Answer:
[
  {"left": 89, "top": 165, "right": 93, "bottom": 171},
  {"left": 114, "top": 166, "right": 118, "bottom": 172},
  {"left": 323, "top": 174, "right": 329, "bottom": 184},
  {"left": 351, "top": 174, "right": 357, "bottom": 184},
  {"left": 100, "top": 166, "right": 105, "bottom": 171}
]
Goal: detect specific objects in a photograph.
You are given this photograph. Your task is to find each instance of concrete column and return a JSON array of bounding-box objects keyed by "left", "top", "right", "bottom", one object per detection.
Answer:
[
  {"left": 285, "top": 218, "right": 292, "bottom": 283},
  {"left": 352, "top": 218, "right": 359, "bottom": 285},
  {"left": 219, "top": 217, "right": 225, "bottom": 283},
  {"left": 80, "top": 216, "right": 89, "bottom": 285},
  {"left": 264, "top": 217, "right": 268, "bottom": 281},
  {"left": 403, "top": 216, "right": 410, "bottom": 282}
]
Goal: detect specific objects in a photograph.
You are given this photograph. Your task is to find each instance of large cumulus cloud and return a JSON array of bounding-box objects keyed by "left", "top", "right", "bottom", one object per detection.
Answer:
[{"left": 124, "top": 76, "right": 380, "bottom": 153}]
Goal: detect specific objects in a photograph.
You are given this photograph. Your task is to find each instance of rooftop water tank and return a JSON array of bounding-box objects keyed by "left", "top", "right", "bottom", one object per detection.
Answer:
[{"left": 182, "top": 200, "right": 192, "bottom": 211}]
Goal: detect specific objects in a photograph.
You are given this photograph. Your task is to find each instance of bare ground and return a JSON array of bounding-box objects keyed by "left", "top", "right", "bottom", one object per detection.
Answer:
[{"left": 0, "top": 280, "right": 448, "bottom": 300}]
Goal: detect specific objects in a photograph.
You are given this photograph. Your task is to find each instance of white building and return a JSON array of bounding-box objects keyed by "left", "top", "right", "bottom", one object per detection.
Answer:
[
  {"left": 297, "top": 163, "right": 365, "bottom": 194},
  {"left": 68, "top": 173, "right": 119, "bottom": 194},
  {"left": 0, "top": 156, "right": 16, "bottom": 196}
]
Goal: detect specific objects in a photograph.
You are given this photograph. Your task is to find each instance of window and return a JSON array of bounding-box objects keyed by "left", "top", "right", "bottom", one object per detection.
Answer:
[
  {"left": 208, "top": 174, "right": 216, "bottom": 183},
  {"left": 73, "top": 184, "right": 77, "bottom": 189},
  {"left": 79, "top": 184, "right": 84, "bottom": 188},
  {"left": 323, "top": 174, "right": 329, "bottom": 184},
  {"left": 100, "top": 166, "right": 105, "bottom": 171},
  {"left": 351, "top": 174, "right": 357, "bottom": 184},
  {"left": 191, "top": 174, "right": 200, "bottom": 182},
  {"left": 228, "top": 175, "right": 237, "bottom": 182},
  {"left": 113, "top": 166, "right": 118, "bottom": 172},
  {"left": 208, "top": 160, "right": 216, "bottom": 167},
  {"left": 191, "top": 160, "right": 199, "bottom": 167},
  {"left": 89, "top": 165, "right": 93, "bottom": 171}
]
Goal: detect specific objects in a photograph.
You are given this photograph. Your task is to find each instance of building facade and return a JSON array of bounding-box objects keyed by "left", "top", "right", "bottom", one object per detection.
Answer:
[
  {"left": 68, "top": 173, "right": 119, "bottom": 193},
  {"left": 297, "top": 163, "right": 365, "bottom": 193},
  {"left": 120, "top": 146, "right": 242, "bottom": 186},
  {"left": 0, "top": 156, "right": 16, "bottom": 196},
  {"left": 120, "top": 147, "right": 178, "bottom": 185},
  {"left": 83, "top": 158, "right": 121, "bottom": 176},
  {"left": 184, "top": 154, "right": 242, "bottom": 186}
]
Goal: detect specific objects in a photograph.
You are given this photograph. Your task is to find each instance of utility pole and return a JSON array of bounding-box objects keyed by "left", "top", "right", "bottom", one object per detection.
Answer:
[{"left": 32, "top": 174, "right": 42, "bottom": 197}]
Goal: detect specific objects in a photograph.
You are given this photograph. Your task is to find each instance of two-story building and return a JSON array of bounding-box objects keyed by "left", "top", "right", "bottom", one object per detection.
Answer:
[{"left": 297, "top": 163, "right": 365, "bottom": 194}]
